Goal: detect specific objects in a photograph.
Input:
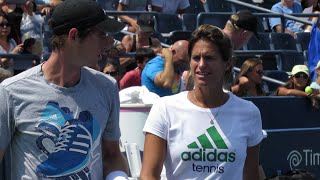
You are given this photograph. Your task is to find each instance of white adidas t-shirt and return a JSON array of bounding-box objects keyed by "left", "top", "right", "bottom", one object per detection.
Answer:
[{"left": 143, "top": 91, "right": 264, "bottom": 180}]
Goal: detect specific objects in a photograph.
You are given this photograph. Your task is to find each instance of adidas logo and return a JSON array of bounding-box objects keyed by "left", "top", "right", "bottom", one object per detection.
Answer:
[{"left": 181, "top": 126, "right": 236, "bottom": 162}]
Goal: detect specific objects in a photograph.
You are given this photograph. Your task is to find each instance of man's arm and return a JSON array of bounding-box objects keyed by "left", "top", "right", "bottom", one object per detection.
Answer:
[
  {"left": 243, "top": 144, "right": 260, "bottom": 180},
  {"left": 120, "top": 35, "right": 135, "bottom": 69},
  {"left": 102, "top": 139, "right": 129, "bottom": 179},
  {"left": 274, "top": 25, "right": 296, "bottom": 37},
  {"left": 140, "top": 133, "right": 166, "bottom": 180},
  {"left": 117, "top": 3, "right": 139, "bottom": 32},
  {"left": 153, "top": 48, "right": 174, "bottom": 89}
]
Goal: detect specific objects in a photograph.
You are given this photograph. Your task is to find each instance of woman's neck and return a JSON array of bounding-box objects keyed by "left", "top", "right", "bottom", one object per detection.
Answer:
[
  {"left": 0, "top": 38, "right": 9, "bottom": 52},
  {"left": 192, "top": 87, "right": 228, "bottom": 108}
]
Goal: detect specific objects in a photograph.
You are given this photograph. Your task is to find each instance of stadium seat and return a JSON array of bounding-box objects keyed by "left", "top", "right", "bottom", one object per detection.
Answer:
[
  {"left": 303, "top": 50, "right": 309, "bottom": 62},
  {"left": 279, "top": 51, "right": 306, "bottom": 72},
  {"left": 155, "top": 13, "right": 183, "bottom": 34},
  {"left": 206, "top": 1, "right": 232, "bottom": 12},
  {"left": 197, "top": 12, "right": 231, "bottom": 29},
  {"left": 234, "top": 55, "right": 257, "bottom": 68},
  {"left": 263, "top": 70, "right": 289, "bottom": 93},
  {"left": 229, "top": 0, "right": 256, "bottom": 12},
  {"left": 184, "top": 0, "right": 205, "bottom": 14},
  {"left": 270, "top": 32, "right": 298, "bottom": 50},
  {"left": 182, "top": 13, "right": 197, "bottom": 31},
  {"left": 260, "top": 53, "right": 278, "bottom": 70},
  {"left": 246, "top": 33, "right": 271, "bottom": 50},
  {"left": 254, "top": 13, "right": 275, "bottom": 32},
  {"left": 167, "top": 30, "right": 192, "bottom": 44},
  {"left": 295, "top": 32, "right": 311, "bottom": 52}
]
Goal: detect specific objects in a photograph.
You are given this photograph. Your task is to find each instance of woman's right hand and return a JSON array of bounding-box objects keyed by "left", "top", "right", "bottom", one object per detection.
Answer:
[{"left": 11, "top": 44, "right": 24, "bottom": 54}]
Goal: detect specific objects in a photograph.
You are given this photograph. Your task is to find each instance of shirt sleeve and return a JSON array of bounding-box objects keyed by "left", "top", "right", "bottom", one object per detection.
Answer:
[
  {"left": 143, "top": 98, "right": 168, "bottom": 140},
  {"left": 247, "top": 102, "right": 264, "bottom": 147},
  {"left": 102, "top": 81, "right": 121, "bottom": 141},
  {"left": 0, "top": 84, "right": 15, "bottom": 151},
  {"left": 269, "top": 5, "right": 282, "bottom": 30},
  {"left": 144, "top": 57, "right": 165, "bottom": 82},
  {"left": 119, "top": 71, "right": 132, "bottom": 90}
]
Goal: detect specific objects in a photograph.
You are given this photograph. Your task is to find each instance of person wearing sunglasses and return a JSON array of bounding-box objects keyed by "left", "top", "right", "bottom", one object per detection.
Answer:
[
  {"left": 0, "top": 11, "right": 24, "bottom": 74},
  {"left": 103, "top": 60, "right": 122, "bottom": 84},
  {"left": 231, "top": 58, "right": 267, "bottom": 97},
  {"left": 276, "top": 65, "right": 320, "bottom": 110}
]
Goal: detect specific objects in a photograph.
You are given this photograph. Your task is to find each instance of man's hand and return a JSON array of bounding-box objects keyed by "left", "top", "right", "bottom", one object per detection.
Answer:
[{"left": 160, "top": 48, "right": 173, "bottom": 62}]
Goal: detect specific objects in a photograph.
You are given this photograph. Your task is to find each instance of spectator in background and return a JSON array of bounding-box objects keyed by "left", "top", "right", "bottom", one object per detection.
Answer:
[
  {"left": 103, "top": 59, "right": 122, "bottom": 83},
  {"left": 0, "top": 0, "right": 23, "bottom": 44},
  {"left": 301, "top": 0, "right": 320, "bottom": 11},
  {"left": 270, "top": 0, "right": 318, "bottom": 36},
  {"left": 310, "top": 61, "right": 320, "bottom": 90},
  {"left": 117, "top": 0, "right": 147, "bottom": 32},
  {"left": 223, "top": 10, "right": 259, "bottom": 50},
  {"left": 141, "top": 40, "right": 189, "bottom": 97},
  {"left": 120, "top": 47, "right": 155, "bottom": 90},
  {"left": 231, "top": 58, "right": 267, "bottom": 97},
  {"left": 276, "top": 65, "right": 320, "bottom": 109},
  {"left": 121, "top": 14, "right": 161, "bottom": 72},
  {"left": 150, "top": 0, "right": 190, "bottom": 14},
  {"left": 20, "top": 0, "right": 44, "bottom": 57},
  {"left": 0, "top": 11, "right": 23, "bottom": 74},
  {"left": 301, "top": 0, "right": 320, "bottom": 31}
]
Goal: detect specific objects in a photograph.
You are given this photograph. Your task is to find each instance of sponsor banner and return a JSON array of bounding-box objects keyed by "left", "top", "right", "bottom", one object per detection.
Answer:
[{"left": 260, "top": 130, "right": 320, "bottom": 177}]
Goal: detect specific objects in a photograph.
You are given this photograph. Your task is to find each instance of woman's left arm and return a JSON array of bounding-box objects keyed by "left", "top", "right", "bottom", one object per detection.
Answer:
[{"left": 243, "top": 144, "right": 260, "bottom": 180}]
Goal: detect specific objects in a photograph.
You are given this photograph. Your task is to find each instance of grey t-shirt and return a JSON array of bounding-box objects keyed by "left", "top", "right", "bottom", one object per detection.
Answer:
[{"left": 0, "top": 64, "right": 121, "bottom": 179}]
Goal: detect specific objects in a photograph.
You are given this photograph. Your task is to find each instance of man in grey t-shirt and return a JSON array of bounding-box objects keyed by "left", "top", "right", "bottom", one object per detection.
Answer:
[{"left": 0, "top": 0, "right": 129, "bottom": 179}]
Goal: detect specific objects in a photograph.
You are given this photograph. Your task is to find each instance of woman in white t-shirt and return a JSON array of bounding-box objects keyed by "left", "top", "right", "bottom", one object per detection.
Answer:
[{"left": 141, "top": 24, "right": 264, "bottom": 180}]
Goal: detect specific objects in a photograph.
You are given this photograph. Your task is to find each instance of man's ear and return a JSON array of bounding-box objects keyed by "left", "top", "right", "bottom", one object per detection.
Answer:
[{"left": 68, "top": 28, "right": 78, "bottom": 41}]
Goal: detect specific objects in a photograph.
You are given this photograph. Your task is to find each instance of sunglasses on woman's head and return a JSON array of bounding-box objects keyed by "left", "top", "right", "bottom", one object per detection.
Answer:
[
  {"left": 0, "top": 22, "right": 11, "bottom": 28},
  {"left": 293, "top": 73, "right": 308, "bottom": 79}
]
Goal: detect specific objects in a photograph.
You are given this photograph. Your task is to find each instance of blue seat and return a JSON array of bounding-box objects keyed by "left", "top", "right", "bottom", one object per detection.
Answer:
[
  {"left": 260, "top": 53, "right": 278, "bottom": 70},
  {"left": 263, "top": 70, "right": 289, "bottom": 93},
  {"left": 197, "top": 12, "right": 231, "bottom": 29},
  {"left": 182, "top": 13, "right": 197, "bottom": 31},
  {"left": 279, "top": 51, "right": 306, "bottom": 72},
  {"left": 206, "top": 1, "right": 232, "bottom": 12},
  {"left": 270, "top": 33, "right": 298, "bottom": 50},
  {"left": 295, "top": 32, "right": 311, "bottom": 52},
  {"left": 155, "top": 13, "right": 183, "bottom": 34},
  {"left": 184, "top": 0, "right": 205, "bottom": 13},
  {"left": 246, "top": 33, "right": 271, "bottom": 50}
]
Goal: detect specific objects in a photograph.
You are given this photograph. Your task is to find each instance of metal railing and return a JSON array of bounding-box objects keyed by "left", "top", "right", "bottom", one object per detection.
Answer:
[{"left": 224, "top": 0, "right": 316, "bottom": 32}]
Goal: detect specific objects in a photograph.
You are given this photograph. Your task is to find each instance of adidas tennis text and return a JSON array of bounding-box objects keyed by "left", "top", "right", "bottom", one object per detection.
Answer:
[{"left": 181, "top": 148, "right": 236, "bottom": 162}]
